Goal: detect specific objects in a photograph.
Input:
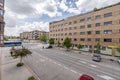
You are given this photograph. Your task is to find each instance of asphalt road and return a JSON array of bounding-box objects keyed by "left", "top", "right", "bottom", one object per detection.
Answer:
[{"left": 23, "top": 43, "right": 120, "bottom": 80}]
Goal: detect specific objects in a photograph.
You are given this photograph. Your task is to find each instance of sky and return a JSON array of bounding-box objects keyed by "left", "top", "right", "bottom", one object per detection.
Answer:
[{"left": 4, "top": 0, "right": 120, "bottom": 36}]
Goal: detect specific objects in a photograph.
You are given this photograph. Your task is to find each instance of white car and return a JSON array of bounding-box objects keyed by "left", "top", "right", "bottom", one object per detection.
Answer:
[{"left": 117, "top": 57, "right": 120, "bottom": 64}]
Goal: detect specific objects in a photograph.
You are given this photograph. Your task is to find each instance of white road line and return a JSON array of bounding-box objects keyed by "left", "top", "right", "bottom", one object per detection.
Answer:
[
  {"left": 70, "top": 70, "right": 77, "bottom": 74},
  {"left": 80, "top": 61, "right": 87, "bottom": 64},
  {"left": 57, "top": 63, "right": 62, "bottom": 66},
  {"left": 98, "top": 75, "right": 116, "bottom": 80},
  {"left": 63, "top": 66, "right": 69, "bottom": 70},
  {"left": 90, "top": 64, "right": 97, "bottom": 67}
]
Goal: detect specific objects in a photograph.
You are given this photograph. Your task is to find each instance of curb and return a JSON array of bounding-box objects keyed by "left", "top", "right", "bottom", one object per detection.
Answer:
[{"left": 24, "top": 61, "right": 40, "bottom": 80}]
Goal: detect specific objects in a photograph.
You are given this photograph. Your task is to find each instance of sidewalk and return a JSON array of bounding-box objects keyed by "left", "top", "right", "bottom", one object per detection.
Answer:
[{"left": 0, "top": 47, "right": 32, "bottom": 80}]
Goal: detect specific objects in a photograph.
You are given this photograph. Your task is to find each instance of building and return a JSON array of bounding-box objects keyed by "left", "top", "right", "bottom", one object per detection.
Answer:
[
  {"left": 0, "top": 0, "right": 4, "bottom": 47},
  {"left": 49, "top": 3, "right": 120, "bottom": 56},
  {"left": 20, "top": 30, "right": 49, "bottom": 40}
]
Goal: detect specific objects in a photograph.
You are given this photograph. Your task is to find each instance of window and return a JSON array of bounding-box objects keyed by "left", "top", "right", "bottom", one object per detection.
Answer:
[
  {"left": 61, "top": 29, "right": 63, "bottom": 31},
  {"left": 80, "top": 38, "right": 85, "bottom": 41},
  {"left": 96, "top": 15, "right": 101, "bottom": 19},
  {"left": 87, "top": 17, "right": 92, "bottom": 21},
  {"left": 0, "top": 23, "right": 4, "bottom": 31},
  {"left": 80, "top": 25, "right": 85, "bottom": 29},
  {"left": 69, "top": 22, "right": 72, "bottom": 25},
  {"left": 87, "top": 38, "right": 91, "bottom": 41},
  {"left": 87, "top": 31, "right": 92, "bottom": 35},
  {"left": 96, "top": 23, "right": 100, "bottom": 27},
  {"left": 104, "top": 38, "right": 112, "bottom": 42},
  {"left": 0, "top": 10, "right": 4, "bottom": 16},
  {"left": 87, "top": 24, "right": 91, "bottom": 28},
  {"left": 65, "top": 33, "right": 67, "bottom": 35},
  {"left": 74, "top": 38, "right": 77, "bottom": 41},
  {"left": 61, "top": 38, "right": 63, "bottom": 41},
  {"left": 104, "top": 12, "right": 112, "bottom": 17},
  {"left": 74, "top": 27, "right": 77, "bottom": 29},
  {"left": 104, "top": 21, "right": 112, "bottom": 26},
  {"left": 95, "top": 38, "right": 100, "bottom": 42},
  {"left": 74, "top": 21, "right": 77, "bottom": 24},
  {"left": 69, "top": 33, "right": 72, "bottom": 35},
  {"left": 73, "top": 32, "right": 77, "bottom": 35},
  {"left": 96, "top": 31, "right": 100, "bottom": 34},
  {"left": 104, "top": 30, "right": 112, "bottom": 34},
  {"left": 80, "top": 19, "right": 85, "bottom": 22},
  {"left": 69, "top": 27, "right": 72, "bottom": 30},
  {"left": 80, "top": 32, "right": 85, "bottom": 35},
  {"left": 65, "top": 28, "right": 67, "bottom": 30},
  {"left": 61, "top": 33, "right": 63, "bottom": 36}
]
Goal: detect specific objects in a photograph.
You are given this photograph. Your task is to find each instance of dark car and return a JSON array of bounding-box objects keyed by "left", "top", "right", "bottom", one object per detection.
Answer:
[
  {"left": 78, "top": 74, "right": 94, "bottom": 80},
  {"left": 92, "top": 54, "right": 101, "bottom": 62},
  {"left": 46, "top": 45, "right": 53, "bottom": 49},
  {"left": 117, "top": 57, "right": 120, "bottom": 64}
]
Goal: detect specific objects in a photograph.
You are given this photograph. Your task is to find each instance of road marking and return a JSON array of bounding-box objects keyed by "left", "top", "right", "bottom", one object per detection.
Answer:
[
  {"left": 70, "top": 70, "right": 77, "bottom": 74},
  {"left": 98, "top": 75, "right": 116, "bottom": 80},
  {"left": 57, "top": 63, "right": 62, "bottom": 66},
  {"left": 80, "top": 61, "right": 86, "bottom": 64},
  {"left": 90, "top": 64, "right": 97, "bottom": 67},
  {"left": 63, "top": 66, "right": 69, "bottom": 70}
]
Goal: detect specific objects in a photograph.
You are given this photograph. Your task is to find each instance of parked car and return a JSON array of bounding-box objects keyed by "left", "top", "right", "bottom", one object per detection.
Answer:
[
  {"left": 117, "top": 57, "right": 120, "bottom": 64},
  {"left": 92, "top": 54, "right": 101, "bottom": 62},
  {"left": 46, "top": 45, "right": 53, "bottom": 49},
  {"left": 78, "top": 74, "right": 94, "bottom": 80}
]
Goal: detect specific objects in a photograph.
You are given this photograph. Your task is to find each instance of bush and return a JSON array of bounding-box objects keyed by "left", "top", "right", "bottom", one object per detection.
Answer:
[
  {"left": 28, "top": 76, "right": 36, "bottom": 80},
  {"left": 16, "top": 63, "right": 24, "bottom": 67}
]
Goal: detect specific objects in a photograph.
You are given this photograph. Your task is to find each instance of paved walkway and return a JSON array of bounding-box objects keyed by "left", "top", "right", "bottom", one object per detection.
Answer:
[{"left": 0, "top": 47, "right": 32, "bottom": 80}]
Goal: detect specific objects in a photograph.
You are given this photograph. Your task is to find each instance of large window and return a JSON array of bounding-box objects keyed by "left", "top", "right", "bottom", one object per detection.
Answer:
[
  {"left": 87, "top": 31, "right": 92, "bottom": 35},
  {"left": 95, "top": 38, "right": 100, "bottom": 42},
  {"left": 0, "top": 0, "right": 4, "bottom": 6},
  {"left": 104, "top": 12, "right": 112, "bottom": 18},
  {"left": 0, "top": 23, "right": 4, "bottom": 31},
  {"left": 0, "top": 10, "right": 4, "bottom": 16},
  {"left": 80, "top": 38, "right": 85, "bottom": 41},
  {"left": 80, "top": 19, "right": 85, "bottom": 22},
  {"left": 104, "top": 38, "right": 112, "bottom": 42},
  {"left": 96, "top": 15, "right": 101, "bottom": 19},
  {"left": 96, "top": 31, "right": 100, "bottom": 34},
  {"left": 104, "top": 21, "right": 112, "bottom": 26},
  {"left": 87, "top": 38, "right": 91, "bottom": 41},
  {"left": 96, "top": 23, "right": 100, "bottom": 27},
  {"left": 80, "top": 25, "right": 85, "bottom": 29},
  {"left": 80, "top": 32, "right": 85, "bottom": 35},
  {"left": 104, "top": 30, "right": 112, "bottom": 34},
  {"left": 87, "top": 17, "right": 92, "bottom": 21},
  {"left": 87, "top": 24, "right": 91, "bottom": 28}
]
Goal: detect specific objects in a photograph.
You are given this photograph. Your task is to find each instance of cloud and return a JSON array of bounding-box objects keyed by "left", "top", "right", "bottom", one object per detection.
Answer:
[
  {"left": 4, "top": 0, "right": 120, "bottom": 36},
  {"left": 5, "top": 21, "right": 49, "bottom": 36}
]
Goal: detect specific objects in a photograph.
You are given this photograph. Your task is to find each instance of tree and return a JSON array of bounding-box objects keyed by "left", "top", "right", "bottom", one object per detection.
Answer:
[
  {"left": 4, "top": 36, "right": 8, "bottom": 41},
  {"left": 39, "top": 34, "right": 47, "bottom": 43},
  {"left": 117, "top": 46, "right": 120, "bottom": 55},
  {"left": 57, "top": 41, "right": 60, "bottom": 47},
  {"left": 94, "top": 7, "right": 98, "bottom": 11},
  {"left": 49, "top": 38, "right": 54, "bottom": 45},
  {"left": 10, "top": 46, "right": 32, "bottom": 67},
  {"left": 95, "top": 43, "right": 101, "bottom": 54},
  {"left": 77, "top": 43, "right": 84, "bottom": 53},
  {"left": 63, "top": 37, "right": 72, "bottom": 51}
]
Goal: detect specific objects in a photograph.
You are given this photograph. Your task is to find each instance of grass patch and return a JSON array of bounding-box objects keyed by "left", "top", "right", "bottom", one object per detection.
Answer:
[
  {"left": 16, "top": 63, "right": 24, "bottom": 67},
  {"left": 28, "top": 76, "right": 35, "bottom": 80}
]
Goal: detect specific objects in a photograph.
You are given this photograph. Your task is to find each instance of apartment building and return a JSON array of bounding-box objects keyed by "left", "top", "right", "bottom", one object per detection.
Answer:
[
  {"left": 49, "top": 3, "right": 120, "bottom": 56},
  {"left": 0, "top": 0, "right": 4, "bottom": 47},
  {"left": 20, "top": 30, "right": 49, "bottom": 40}
]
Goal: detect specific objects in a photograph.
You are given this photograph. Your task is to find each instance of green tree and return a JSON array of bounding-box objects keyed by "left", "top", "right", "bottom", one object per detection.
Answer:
[
  {"left": 39, "top": 34, "right": 47, "bottom": 43},
  {"left": 94, "top": 7, "right": 98, "bottom": 11},
  {"left": 49, "top": 38, "right": 54, "bottom": 45},
  {"left": 10, "top": 46, "right": 32, "bottom": 66},
  {"left": 63, "top": 37, "right": 72, "bottom": 51},
  {"left": 117, "top": 46, "right": 120, "bottom": 55},
  {"left": 77, "top": 43, "right": 84, "bottom": 53},
  {"left": 4, "top": 36, "right": 8, "bottom": 41},
  {"left": 95, "top": 43, "right": 101, "bottom": 54},
  {"left": 57, "top": 41, "right": 60, "bottom": 47}
]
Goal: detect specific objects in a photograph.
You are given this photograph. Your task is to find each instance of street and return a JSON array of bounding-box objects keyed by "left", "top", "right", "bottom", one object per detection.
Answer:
[{"left": 23, "top": 43, "right": 120, "bottom": 80}]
